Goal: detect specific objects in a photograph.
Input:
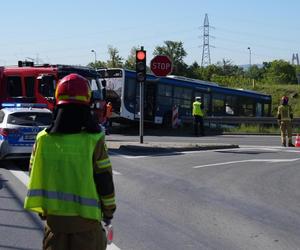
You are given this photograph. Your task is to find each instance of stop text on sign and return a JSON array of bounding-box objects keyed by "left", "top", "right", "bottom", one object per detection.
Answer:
[
  {"left": 151, "top": 62, "right": 171, "bottom": 70},
  {"left": 150, "top": 55, "right": 173, "bottom": 77}
]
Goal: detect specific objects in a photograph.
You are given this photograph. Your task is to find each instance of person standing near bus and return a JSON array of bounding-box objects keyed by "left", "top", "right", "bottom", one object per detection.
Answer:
[
  {"left": 277, "top": 95, "right": 294, "bottom": 147},
  {"left": 192, "top": 96, "right": 204, "bottom": 136},
  {"left": 24, "top": 73, "right": 116, "bottom": 250},
  {"left": 105, "top": 101, "right": 113, "bottom": 134}
]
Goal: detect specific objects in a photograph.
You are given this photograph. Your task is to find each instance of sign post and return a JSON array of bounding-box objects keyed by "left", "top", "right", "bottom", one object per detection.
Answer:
[{"left": 150, "top": 55, "right": 173, "bottom": 77}]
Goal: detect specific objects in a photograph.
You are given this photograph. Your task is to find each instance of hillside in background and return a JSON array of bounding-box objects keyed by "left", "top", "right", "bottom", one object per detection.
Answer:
[
  {"left": 222, "top": 82, "right": 300, "bottom": 117},
  {"left": 256, "top": 84, "right": 300, "bottom": 117}
]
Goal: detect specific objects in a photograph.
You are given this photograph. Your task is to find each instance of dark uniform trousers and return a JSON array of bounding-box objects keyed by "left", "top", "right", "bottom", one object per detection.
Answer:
[
  {"left": 194, "top": 115, "right": 204, "bottom": 136},
  {"left": 43, "top": 216, "right": 107, "bottom": 250}
]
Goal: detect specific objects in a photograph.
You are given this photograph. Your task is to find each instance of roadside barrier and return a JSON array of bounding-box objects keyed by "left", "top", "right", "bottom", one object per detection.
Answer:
[
  {"left": 295, "top": 134, "right": 300, "bottom": 147},
  {"left": 172, "top": 105, "right": 179, "bottom": 128},
  {"left": 180, "top": 116, "right": 300, "bottom": 128}
]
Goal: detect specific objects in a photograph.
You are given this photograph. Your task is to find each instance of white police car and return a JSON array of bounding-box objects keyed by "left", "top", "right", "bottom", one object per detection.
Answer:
[{"left": 0, "top": 103, "right": 52, "bottom": 160}]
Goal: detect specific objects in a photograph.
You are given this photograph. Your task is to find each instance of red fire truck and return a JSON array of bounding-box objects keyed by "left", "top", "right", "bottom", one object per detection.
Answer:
[{"left": 0, "top": 61, "right": 106, "bottom": 123}]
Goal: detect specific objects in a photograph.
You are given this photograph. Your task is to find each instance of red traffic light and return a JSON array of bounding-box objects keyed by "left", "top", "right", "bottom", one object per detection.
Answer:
[{"left": 136, "top": 51, "right": 146, "bottom": 61}]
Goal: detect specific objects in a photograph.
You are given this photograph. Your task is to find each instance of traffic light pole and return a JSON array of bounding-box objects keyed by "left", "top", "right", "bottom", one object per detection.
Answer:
[
  {"left": 136, "top": 46, "right": 146, "bottom": 144},
  {"left": 139, "top": 80, "right": 144, "bottom": 144}
]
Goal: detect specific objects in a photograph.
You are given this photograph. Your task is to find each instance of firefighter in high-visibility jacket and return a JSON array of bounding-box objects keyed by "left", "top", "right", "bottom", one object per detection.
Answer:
[
  {"left": 277, "top": 95, "right": 294, "bottom": 147},
  {"left": 24, "top": 73, "right": 116, "bottom": 250},
  {"left": 192, "top": 96, "right": 204, "bottom": 136}
]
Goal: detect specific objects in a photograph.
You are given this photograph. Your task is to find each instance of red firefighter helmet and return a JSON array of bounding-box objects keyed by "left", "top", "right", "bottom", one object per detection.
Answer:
[
  {"left": 55, "top": 73, "right": 91, "bottom": 106},
  {"left": 281, "top": 95, "right": 289, "bottom": 105}
]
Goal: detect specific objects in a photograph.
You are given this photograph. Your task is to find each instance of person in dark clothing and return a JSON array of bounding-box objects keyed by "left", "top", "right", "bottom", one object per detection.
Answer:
[{"left": 192, "top": 96, "right": 204, "bottom": 136}]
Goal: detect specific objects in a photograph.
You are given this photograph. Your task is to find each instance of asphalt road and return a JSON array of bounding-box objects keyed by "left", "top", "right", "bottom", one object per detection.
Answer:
[{"left": 1, "top": 135, "right": 300, "bottom": 250}]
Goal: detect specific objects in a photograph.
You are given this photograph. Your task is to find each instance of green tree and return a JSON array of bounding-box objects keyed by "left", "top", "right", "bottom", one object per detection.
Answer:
[
  {"left": 124, "top": 46, "right": 138, "bottom": 70},
  {"left": 247, "top": 65, "right": 263, "bottom": 80},
  {"left": 199, "top": 64, "right": 223, "bottom": 81},
  {"left": 106, "top": 45, "right": 123, "bottom": 68},
  {"left": 263, "top": 60, "right": 297, "bottom": 84},
  {"left": 153, "top": 40, "right": 188, "bottom": 75},
  {"left": 295, "top": 65, "right": 300, "bottom": 84},
  {"left": 187, "top": 62, "right": 202, "bottom": 79},
  {"left": 88, "top": 60, "right": 107, "bottom": 69},
  {"left": 216, "top": 59, "right": 244, "bottom": 76}
]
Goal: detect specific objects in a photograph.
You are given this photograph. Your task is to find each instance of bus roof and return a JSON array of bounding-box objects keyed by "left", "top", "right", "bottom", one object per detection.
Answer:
[{"left": 167, "top": 75, "right": 219, "bottom": 87}]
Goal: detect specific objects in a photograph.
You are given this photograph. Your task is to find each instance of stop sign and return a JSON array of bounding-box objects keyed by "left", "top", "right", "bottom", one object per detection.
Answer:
[{"left": 150, "top": 55, "right": 173, "bottom": 77}]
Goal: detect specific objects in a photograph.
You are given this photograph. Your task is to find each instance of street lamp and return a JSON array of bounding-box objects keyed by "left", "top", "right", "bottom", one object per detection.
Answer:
[
  {"left": 247, "top": 47, "right": 251, "bottom": 67},
  {"left": 91, "top": 50, "right": 97, "bottom": 64},
  {"left": 247, "top": 47, "right": 255, "bottom": 87}
]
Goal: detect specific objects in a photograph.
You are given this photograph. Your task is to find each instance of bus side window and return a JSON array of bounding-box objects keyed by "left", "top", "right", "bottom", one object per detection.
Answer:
[
  {"left": 7, "top": 76, "right": 22, "bottom": 97},
  {"left": 212, "top": 94, "right": 225, "bottom": 115}
]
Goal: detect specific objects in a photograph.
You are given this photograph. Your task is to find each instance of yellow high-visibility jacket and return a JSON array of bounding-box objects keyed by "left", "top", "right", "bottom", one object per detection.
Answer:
[
  {"left": 24, "top": 130, "right": 116, "bottom": 222},
  {"left": 192, "top": 101, "right": 203, "bottom": 116}
]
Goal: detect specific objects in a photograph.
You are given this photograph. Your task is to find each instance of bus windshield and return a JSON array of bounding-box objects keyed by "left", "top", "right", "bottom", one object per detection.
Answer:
[{"left": 97, "top": 69, "right": 123, "bottom": 114}]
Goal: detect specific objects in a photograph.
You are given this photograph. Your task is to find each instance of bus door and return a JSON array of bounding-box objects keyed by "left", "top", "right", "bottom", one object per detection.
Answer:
[
  {"left": 144, "top": 81, "right": 155, "bottom": 122},
  {"left": 133, "top": 81, "right": 155, "bottom": 122},
  {"left": 256, "top": 102, "right": 262, "bottom": 117}
]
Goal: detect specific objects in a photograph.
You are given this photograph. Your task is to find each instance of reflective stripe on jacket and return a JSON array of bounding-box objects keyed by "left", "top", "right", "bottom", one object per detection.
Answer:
[
  {"left": 192, "top": 101, "right": 203, "bottom": 116},
  {"left": 24, "top": 130, "right": 105, "bottom": 221}
]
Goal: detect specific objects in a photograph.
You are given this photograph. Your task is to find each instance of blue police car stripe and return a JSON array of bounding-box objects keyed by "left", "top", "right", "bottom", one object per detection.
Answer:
[
  {"left": 27, "top": 189, "right": 100, "bottom": 208},
  {"left": 10, "top": 143, "right": 34, "bottom": 146}
]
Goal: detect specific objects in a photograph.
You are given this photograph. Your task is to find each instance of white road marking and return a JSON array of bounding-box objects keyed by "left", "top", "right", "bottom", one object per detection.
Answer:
[
  {"left": 10, "top": 169, "right": 29, "bottom": 186},
  {"left": 110, "top": 151, "right": 146, "bottom": 159},
  {"left": 239, "top": 145, "right": 300, "bottom": 153},
  {"left": 221, "top": 135, "right": 279, "bottom": 138},
  {"left": 193, "top": 158, "right": 300, "bottom": 169},
  {"left": 107, "top": 243, "right": 121, "bottom": 250},
  {"left": 113, "top": 170, "right": 122, "bottom": 175},
  {"left": 121, "top": 155, "right": 147, "bottom": 159}
]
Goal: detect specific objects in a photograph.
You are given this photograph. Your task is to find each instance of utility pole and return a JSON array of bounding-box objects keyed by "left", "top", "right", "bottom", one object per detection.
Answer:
[
  {"left": 247, "top": 47, "right": 255, "bottom": 88},
  {"left": 247, "top": 47, "right": 252, "bottom": 67},
  {"left": 292, "top": 53, "right": 299, "bottom": 65},
  {"left": 91, "top": 50, "right": 97, "bottom": 65},
  {"left": 201, "top": 14, "right": 212, "bottom": 67}
]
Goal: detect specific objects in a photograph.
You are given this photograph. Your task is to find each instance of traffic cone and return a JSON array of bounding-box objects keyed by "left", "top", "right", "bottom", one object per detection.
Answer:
[{"left": 295, "top": 134, "right": 300, "bottom": 147}]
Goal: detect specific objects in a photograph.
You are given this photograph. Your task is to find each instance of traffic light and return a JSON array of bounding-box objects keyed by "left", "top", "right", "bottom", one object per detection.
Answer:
[{"left": 136, "top": 48, "right": 146, "bottom": 82}]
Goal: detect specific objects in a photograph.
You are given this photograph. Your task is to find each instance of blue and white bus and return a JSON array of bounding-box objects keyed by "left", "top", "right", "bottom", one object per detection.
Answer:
[{"left": 97, "top": 68, "right": 272, "bottom": 125}]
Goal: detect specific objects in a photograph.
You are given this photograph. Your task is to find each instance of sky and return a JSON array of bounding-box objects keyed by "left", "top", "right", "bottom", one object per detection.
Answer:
[{"left": 0, "top": 0, "right": 299, "bottom": 67}]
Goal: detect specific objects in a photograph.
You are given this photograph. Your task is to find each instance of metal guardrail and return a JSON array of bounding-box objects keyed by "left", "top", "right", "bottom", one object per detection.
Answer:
[{"left": 181, "top": 116, "right": 300, "bottom": 126}]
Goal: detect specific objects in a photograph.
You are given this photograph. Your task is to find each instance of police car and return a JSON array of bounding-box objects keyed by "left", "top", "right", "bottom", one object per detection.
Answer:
[{"left": 0, "top": 103, "right": 52, "bottom": 160}]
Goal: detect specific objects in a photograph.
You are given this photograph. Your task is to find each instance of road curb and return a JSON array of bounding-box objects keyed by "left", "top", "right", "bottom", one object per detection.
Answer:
[{"left": 116, "top": 144, "right": 239, "bottom": 153}]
